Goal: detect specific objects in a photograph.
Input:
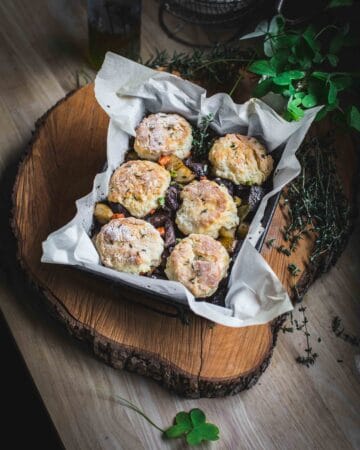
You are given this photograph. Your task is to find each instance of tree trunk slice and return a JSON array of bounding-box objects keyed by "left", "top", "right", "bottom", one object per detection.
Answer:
[{"left": 11, "top": 84, "right": 356, "bottom": 398}]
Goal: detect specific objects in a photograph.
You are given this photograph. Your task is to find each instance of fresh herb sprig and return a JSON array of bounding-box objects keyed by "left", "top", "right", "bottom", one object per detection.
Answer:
[
  {"left": 282, "top": 135, "right": 350, "bottom": 273},
  {"left": 295, "top": 306, "right": 319, "bottom": 366},
  {"left": 110, "top": 394, "right": 219, "bottom": 447},
  {"left": 192, "top": 113, "right": 214, "bottom": 160},
  {"left": 145, "top": 47, "right": 254, "bottom": 86},
  {"left": 332, "top": 316, "right": 360, "bottom": 346},
  {"left": 243, "top": 8, "right": 360, "bottom": 129}
]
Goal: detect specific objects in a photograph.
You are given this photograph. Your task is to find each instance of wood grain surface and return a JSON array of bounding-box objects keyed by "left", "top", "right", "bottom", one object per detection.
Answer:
[{"left": 1, "top": 0, "right": 360, "bottom": 448}]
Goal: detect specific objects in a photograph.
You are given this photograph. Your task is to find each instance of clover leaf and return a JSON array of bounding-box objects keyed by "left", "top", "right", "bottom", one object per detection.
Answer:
[
  {"left": 164, "top": 411, "right": 192, "bottom": 438},
  {"left": 273, "top": 70, "right": 305, "bottom": 86},
  {"left": 164, "top": 408, "right": 220, "bottom": 446},
  {"left": 248, "top": 60, "right": 276, "bottom": 76}
]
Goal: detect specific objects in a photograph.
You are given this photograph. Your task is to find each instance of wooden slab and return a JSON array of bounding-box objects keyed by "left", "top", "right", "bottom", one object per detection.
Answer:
[{"left": 11, "top": 83, "right": 355, "bottom": 398}]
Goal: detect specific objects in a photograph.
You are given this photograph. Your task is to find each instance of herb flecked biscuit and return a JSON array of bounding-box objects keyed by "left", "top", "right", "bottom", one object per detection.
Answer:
[
  {"left": 95, "top": 217, "right": 164, "bottom": 274},
  {"left": 175, "top": 179, "right": 239, "bottom": 238},
  {"left": 134, "top": 113, "right": 192, "bottom": 161},
  {"left": 209, "top": 134, "right": 273, "bottom": 185},
  {"left": 165, "top": 234, "right": 230, "bottom": 298},
  {"left": 108, "top": 160, "right": 170, "bottom": 217}
]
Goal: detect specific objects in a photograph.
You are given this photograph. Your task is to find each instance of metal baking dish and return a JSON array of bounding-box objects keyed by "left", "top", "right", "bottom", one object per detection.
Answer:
[{"left": 76, "top": 146, "right": 284, "bottom": 323}]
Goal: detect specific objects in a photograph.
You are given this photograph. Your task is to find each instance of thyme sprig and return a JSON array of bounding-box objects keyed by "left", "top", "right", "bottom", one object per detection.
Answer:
[
  {"left": 145, "top": 47, "right": 255, "bottom": 86},
  {"left": 332, "top": 316, "right": 360, "bottom": 346},
  {"left": 192, "top": 113, "right": 214, "bottom": 160},
  {"left": 283, "top": 135, "right": 350, "bottom": 273},
  {"left": 295, "top": 306, "right": 319, "bottom": 366}
]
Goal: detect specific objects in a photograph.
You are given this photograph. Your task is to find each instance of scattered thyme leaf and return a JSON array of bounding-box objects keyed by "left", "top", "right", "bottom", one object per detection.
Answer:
[
  {"left": 332, "top": 316, "right": 360, "bottom": 346},
  {"left": 158, "top": 196, "right": 165, "bottom": 206},
  {"left": 277, "top": 245, "right": 291, "bottom": 256},
  {"left": 266, "top": 238, "right": 276, "bottom": 248},
  {"left": 288, "top": 263, "right": 301, "bottom": 277}
]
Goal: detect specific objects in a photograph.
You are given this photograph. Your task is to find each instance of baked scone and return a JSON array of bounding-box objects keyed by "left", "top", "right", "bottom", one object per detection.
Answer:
[
  {"left": 95, "top": 217, "right": 164, "bottom": 274},
  {"left": 108, "top": 160, "right": 170, "bottom": 218},
  {"left": 175, "top": 179, "right": 239, "bottom": 238},
  {"left": 165, "top": 234, "right": 230, "bottom": 297},
  {"left": 209, "top": 134, "right": 273, "bottom": 185},
  {"left": 134, "top": 113, "right": 192, "bottom": 161}
]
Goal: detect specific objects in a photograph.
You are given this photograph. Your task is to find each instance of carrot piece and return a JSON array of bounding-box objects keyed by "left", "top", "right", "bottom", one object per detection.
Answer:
[
  {"left": 111, "top": 213, "right": 125, "bottom": 219},
  {"left": 157, "top": 226, "right": 166, "bottom": 236},
  {"left": 149, "top": 208, "right": 156, "bottom": 215},
  {"left": 159, "top": 155, "right": 171, "bottom": 166}
]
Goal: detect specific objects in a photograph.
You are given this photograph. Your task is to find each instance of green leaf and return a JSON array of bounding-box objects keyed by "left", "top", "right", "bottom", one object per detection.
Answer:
[
  {"left": 248, "top": 60, "right": 277, "bottom": 76},
  {"left": 164, "top": 411, "right": 192, "bottom": 438},
  {"left": 311, "top": 71, "right": 329, "bottom": 81},
  {"left": 253, "top": 78, "right": 274, "bottom": 97},
  {"left": 332, "top": 74, "right": 352, "bottom": 91},
  {"left": 294, "top": 92, "right": 305, "bottom": 99},
  {"left": 315, "top": 106, "right": 328, "bottom": 121},
  {"left": 327, "top": 54, "right": 339, "bottom": 67},
  {"left": 346, "top": 106, "right": 360, "bottom": 131},
  {"left": 239, "top": 19, "right": 269, "bottom": 40},
  {"left": 313, "top": 52, "right": 325, "bottom": 64},
  {"left": 263, "top": 15, "right": 286, "bottom": 57},
  {"left": 273, "top": 70, "right": 305, "bottom": 86},
  {"left": 190, "top": 409, "right": 206, "bottom": 426},
  {"left": 165, "top": 422, "right": 192, "bottom": 438},
  {"left": 175, "top": 411, "right": 191, "bottom": 425},
  {"left": 327, "top": 81, "right": 338, "bottom": 104},
  {"left": 302, "top": 94, "right": 318, "bottom": 108},
  {"left": 186, "top": 423, "right": 220, "bottom": 446},
  {"left": 270, "top": 49, "right": 289, "bottom": 72},
  {"left": 287, "top": 98, "right": 305, "bottom": 120},
  {"left": 303, "top": 26, "right": 320, "bottom": 53},
  {"left": 327, "top": 0, "right": 353, "bottom": 8}
]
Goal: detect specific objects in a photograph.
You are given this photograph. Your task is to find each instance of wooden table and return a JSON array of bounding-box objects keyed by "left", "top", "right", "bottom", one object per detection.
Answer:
[{"left": 1, "top": 1, "right": 359, "bottom": 448}]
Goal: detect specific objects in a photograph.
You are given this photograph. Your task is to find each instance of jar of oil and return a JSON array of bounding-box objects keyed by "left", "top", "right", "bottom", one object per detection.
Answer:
[{"left": 88, "top": 0, "right": 141, "bottom": 70}]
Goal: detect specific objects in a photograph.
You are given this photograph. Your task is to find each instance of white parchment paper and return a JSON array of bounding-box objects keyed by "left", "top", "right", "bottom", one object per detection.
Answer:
[{"left": 42, "top": 52, "right": 321, "bottom": 327}]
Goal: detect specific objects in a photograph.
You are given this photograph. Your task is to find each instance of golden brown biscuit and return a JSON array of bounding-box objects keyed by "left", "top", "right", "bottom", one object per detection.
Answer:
[
  {"left": 175, "top": 179, "right": 239, "bottom": 238},
  {"left": 134, "top": 113, "right": 192, "bottom": 161},
  {"left": 209, "top": 134, "right": 273, "bottom": 185},
  {"left": 95, "top": 217, "right": 164, "bottom": 274},
  {"left": 165, "top": 234, "right": 230, "bottom": 297},
  {"left": 108, "top": 160, "right": 170, "bottom": 217}
]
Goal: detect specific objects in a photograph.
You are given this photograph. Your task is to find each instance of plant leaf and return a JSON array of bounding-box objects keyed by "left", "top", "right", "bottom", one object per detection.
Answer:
[
  {"left": 311, "top": 71, "right": 329, "bottom": 81},
  {"left": 327, "top": 81, "right": 338, "bottom": 104},
  {"left": 165, "top": 422, "right": 192, "bottom": 439},
  {"left": 302, "top": 94, "right": 318, "bottom": 108},
  {"left": 239, "top": 19, "right": 269, "bottom": 40},
  {"left": 287, "top": 98, "right": 305, "bottom": 120},
  {"left": 248, "top": 60, "right": 277, "bottom": 76},
  {"left": 315, "top": 106, "right": 328, "bottom": 121},
  {"left": 332, "top": 74, "right": 352, "bottom": 91},
  {"left": 327, "top": 0, "right": 353, "bottom": 8},
  {"left": 346, "top": 105, "right": 360, "bottom": 131},
  {"left": 190, "top": 409, "right": 206, "bottom": 426},
  {"left": 175, "top": 411, "right": 191, "bottom": 424},
  {"left": 253, "top": 78, "right": 274, "bottom": 97},
  {"left": 327, "top": 54, "right": 339, "bottom": 67},
  {"left": 186, "top": 423, "right": 220, "bottom": 446},
  {"left": 273, "top": 70, "right": 305, "bottom": 86}
]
